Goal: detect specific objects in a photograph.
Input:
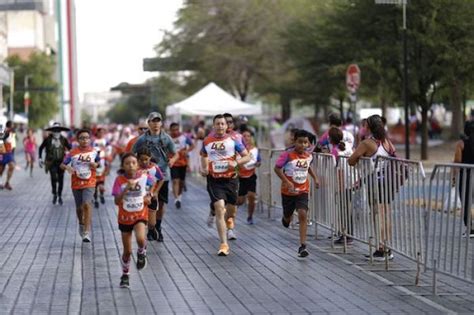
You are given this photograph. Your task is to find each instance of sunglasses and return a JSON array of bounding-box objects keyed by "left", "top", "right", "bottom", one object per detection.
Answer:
[{"left": 78, "top": 136, "right": 90, "bottom": 140}]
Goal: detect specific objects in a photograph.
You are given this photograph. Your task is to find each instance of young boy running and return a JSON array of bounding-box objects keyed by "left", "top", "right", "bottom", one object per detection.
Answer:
[
  {"left": 274, "top": 129, "right": 319, "bottom": 257},
  {"left": 112, "top": 153, "right": 161, "bottom": 288},
  {"left": 61, "top": 129, "right": 100, "bottom": 242}
]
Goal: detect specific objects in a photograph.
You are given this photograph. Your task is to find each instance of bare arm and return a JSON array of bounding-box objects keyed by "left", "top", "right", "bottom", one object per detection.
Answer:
[
  {"left": 274, "top": 166, "right": 294, "bottom": 190},
  {"left": 453, "top": 140, "right": 463, "bottom": 163},
  {"left": 308, "top": 166, "right": 319, "bottom": 189},
  {"left": 236, "top": 149, "right": 251, "bottom": 166},
  {"left": 348, "top": 141, "right": 369, "bottom": 166},
  {"left": 200, "top": 156, "right": 209, "bottom": 176}
]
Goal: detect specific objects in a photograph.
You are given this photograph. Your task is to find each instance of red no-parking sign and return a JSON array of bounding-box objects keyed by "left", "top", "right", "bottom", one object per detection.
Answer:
[{"left": 346, "top": 64, "right": 361, "bottom": 93}]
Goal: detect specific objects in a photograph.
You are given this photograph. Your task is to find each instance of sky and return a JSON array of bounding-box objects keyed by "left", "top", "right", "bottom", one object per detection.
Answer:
[{"left": 75, "top": 0, "right": 183, "bottom": 98}]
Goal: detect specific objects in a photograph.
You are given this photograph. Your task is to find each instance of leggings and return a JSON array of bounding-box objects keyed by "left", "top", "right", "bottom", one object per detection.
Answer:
[{"left": 49, "top": 163, "right": 65, "bottom": 197}]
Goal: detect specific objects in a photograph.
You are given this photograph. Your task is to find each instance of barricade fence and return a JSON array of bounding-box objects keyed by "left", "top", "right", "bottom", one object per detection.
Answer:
[{"left": 255, "top": 149, "right": 473, "bottom": 286}]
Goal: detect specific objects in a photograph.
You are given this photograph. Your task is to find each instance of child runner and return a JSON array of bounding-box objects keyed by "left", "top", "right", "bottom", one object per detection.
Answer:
[
  {"left": 23, "top": 128, "right": 37, "bottom": 177},
  {"left": 92, "top": 128, "right": 111, "bottom": 208},
  {"left": 112, "top": 153, "right": 161, "bottom": 288},
  {"left": 61, "top": 129, "right": 100, "bottom": 242},
  {"left": 274, "top": 129, "right": 319, "bottom": 257},
  {"left": 136, "top": 148, "right": 164, "bottom": 241},
  {"left": 236, "top": 129, "right": 261, "bottom": 225}
]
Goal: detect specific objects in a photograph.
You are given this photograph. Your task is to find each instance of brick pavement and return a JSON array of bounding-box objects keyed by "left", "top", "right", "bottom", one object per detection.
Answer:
[{"left": 0, "top": 154, "right": 471, "bottom": 314}]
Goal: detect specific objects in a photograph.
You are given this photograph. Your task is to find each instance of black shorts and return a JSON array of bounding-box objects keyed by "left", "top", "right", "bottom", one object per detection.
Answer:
[
  {"left": 119, "top": 220, "right": 147, "bottom": 233},
  {"left": 171, "top": 166, "right": 187, "bottom": 181},
  {"left": 158, "top": 181, "right": 169, "bottom": 204},
  {"left": 238, "top": 174, "right": 257, "bottom": 196},
  {"left": 282, "top": 193, "right": 309, "bottom": 218},
  {"left": 207, "top": 176, "right": 238, "bottom": 205},
  {"left": 149, "top": 197, "right": 158, "bottom": 211}
]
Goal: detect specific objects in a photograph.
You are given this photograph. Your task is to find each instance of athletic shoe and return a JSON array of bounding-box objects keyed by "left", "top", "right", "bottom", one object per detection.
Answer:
[
  {"left": 4, "top": 183, "right": 12, "bottom": 190},
  {"left": 157, "top": 228, "right": 164, "bottom": 242},
  {"left": 136, "top": 252, "right": 147, "bottom": 270},
  {"left": 78, "top": 224, "right": 85, "bottom": 238},
  {"left": 82, "top": 232, "right": 91, "bottom": 243},
  {"left": 246, "top": 217, "right": 254, "bottom": 225},
  {"left": 462, "top": 231, "right": 474, "bottom": 238},
  {"left": 207, "top": 214, "right": 215, "bottom": 228},
  {"left": 226, "top": 217, "right": 235, "bottom": 230},
  {"left": 365, "top": 249, "right": 394, "bottom": 261},
  {"left": 298, "top": 244, "right": 309, "bottom": 257},
  {"left": 100, "top": 195, "right": 105, "bottom": 204},
  {"left": 281, "top": 217, "right": 289, "bottom": 228},
  {"left": 58, "top": 197, "right": 63, "bottom": 205},
  {"left": 147, "top": 228, "right": 158, "bottom": 241},
  {"left": 334, "top": 236, "right": 353, "bottom": 245},
  {"left": 52, "top": 195, "right": 57, "bottom": 205},
  {"left": 175, "top": 199, "right": 181, "bottom": 209},
  {"left": 227, "top": 229, "right": 237, "bottom": 240},
  {"left": 119, "top": 274, "right": 129, "bottom": 288},
  {"left": 217, "top": 243, "right": 230, "bottom": 256},
  {"left": 94, "top": 200, "right": 99, "bottom": 208}
]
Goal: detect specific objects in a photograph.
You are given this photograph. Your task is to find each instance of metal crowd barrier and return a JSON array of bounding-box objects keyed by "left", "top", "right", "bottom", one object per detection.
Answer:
[
  {"left": 257, "top": 148, "right": 272, "bottom": 217},
  {"left": 424, "top": 163, "right": 474, "bottom": 288}
]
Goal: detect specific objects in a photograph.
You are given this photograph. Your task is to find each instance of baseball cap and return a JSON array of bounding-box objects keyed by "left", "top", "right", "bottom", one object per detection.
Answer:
[{"left": 147, "top": 112, "right": 162, "bottom": 122}]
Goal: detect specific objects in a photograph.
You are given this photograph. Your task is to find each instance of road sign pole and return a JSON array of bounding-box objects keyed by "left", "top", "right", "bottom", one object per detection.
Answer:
[{"left": 403, "top": 2, "right": 410, "bottom": 159}]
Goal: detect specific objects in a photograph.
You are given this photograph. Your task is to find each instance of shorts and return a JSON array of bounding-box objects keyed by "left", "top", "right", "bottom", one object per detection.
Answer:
[
  {"left": 238, "top": 174, "right": 257, "bottom": 196},
  {"left": 25, "top": 151, "right": 36, "bottom": 161},
  {"left": 72, "top": 188, "right": 95, "bottom": 208},
  {"left": 119, "top": 220, "right": 147, "bottom": 233},
  {"left": 207, "top": 176, "right": 238, "bottom": 205},
  {"left": 158, "top": 181, "right": 169, "bottom": 204},
  {"left": 171, "top": 166, "right": 187, "bottom": 181},
  {"left": 281, "top": 193, "right": 309, "bottom": 218},
  {"left": 0, "top": 153, "right": 14, "bottom": 166},
  {"left": 149, "top": 197, "right": 158, "bottom": 211}
]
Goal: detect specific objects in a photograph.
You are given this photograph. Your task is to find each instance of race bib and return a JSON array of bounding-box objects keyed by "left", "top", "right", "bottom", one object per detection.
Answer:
[
  {"left": 212, "top": 160, "right": 230, "bottom": 173},
  {"left": 76, "top": 163, "right": 91, "bottom": 179},
  {"left": 123, "top": 195, "right": 144, "bottom": 212},
  {"left": 292, "top": 170, "right": 308, "bottom": 184}
]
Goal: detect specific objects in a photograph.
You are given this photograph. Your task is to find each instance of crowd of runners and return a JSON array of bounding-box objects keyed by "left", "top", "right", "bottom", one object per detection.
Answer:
[{"left": 2, "top": 110, "right": 474, "bottom": 289}]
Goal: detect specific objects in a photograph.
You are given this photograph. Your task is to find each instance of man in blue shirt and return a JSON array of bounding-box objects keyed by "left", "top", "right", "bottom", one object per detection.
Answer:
[{"left": 133, "top": 112, "right": 178, "bottom": 242}]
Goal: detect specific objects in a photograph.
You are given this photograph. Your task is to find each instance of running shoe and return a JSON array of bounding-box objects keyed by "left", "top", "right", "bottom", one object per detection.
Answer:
[
  {"left": 246, "top": 217, "right": 254, "bottom": 225},
  {"left": 58, "top": 197, "right": 63, "bottom": 205},
  {"left": 82, "top": 232, "right": 91, "bottom": 243},
  {"left": 136, "top": 252, "right": 147, "bottom": 270},
  {"left": 119, "top": 274, "right": 130, "bottom": 288},
  {"left": 226, "top": 217, "right": 235, "bottom": 230},
  {"left": 94, "top": 200, "right": 99, "bottom": 208},
  {"left": 157, "top": 228, "right": 164, "bottom": 242},
  {"left": 281, "top": 217, "right": 289, "bottom": 228},
  {"left": 52, "top": 195, "right": 57, "bottom": 205},
  {"left": 298, "top": 244, "right": 309, "bottom": 257},
  {"left": 365, "top": 249, "right": 394, "bottom": 261},
  {"left": 462, "top": 231, "right": 474, "bottom": 238},
  {"left": 147, "top": 228, "right": 158, "bottom": 241},
  {"left": 175, "top": 199, "right": 181, "bottom": 209},
  {"left": 100, "top": 195, "right": 105, "bottom": 204},
  {"left": 4, "top": 183, "right": 12, "bottom": 190},
  {"left": 217, "top": 243, "right": 230, "bottom": 256},
  {"left": 334, "top": 236, "right": 354, "bottom": 245},
  {"left": 207, "top": 213, "right": 215, "bottom": 228},
  {"left": 227, "top": 229, "right": 237, "bottom": 240},
  {"left": 78, "top": 224, "right": 84, "bottom": 238}
]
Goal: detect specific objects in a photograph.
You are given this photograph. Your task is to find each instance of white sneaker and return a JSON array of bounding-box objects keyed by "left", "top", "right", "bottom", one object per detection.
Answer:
[
  {"left": 207, "top": 214, "right": 215, "bottom": 228},
  {"left": 82, "top": 232, "right": 91, "bottom": 243},
  {"left": 462, "top": 231, "right": 474, "bottom": 238},
  {"left": 227, "top": 229, "right": 237, "bottom": 240},
  {"left": 78, "top": 224, "right": 84, "bottom": 237}
]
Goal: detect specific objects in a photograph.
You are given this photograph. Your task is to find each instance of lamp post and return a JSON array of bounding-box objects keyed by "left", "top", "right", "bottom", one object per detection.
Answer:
[
  {"left": 376, "top": 0, "right": 409, "bottom": 159},
  {"left": 24, "top": 75, "right": 32, "bottom": 121}
]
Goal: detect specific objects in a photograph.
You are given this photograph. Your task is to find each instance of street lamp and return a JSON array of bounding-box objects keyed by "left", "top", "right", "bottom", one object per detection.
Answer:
[{"left": 375, "top": 0, "right": 410, "bottom": 159}]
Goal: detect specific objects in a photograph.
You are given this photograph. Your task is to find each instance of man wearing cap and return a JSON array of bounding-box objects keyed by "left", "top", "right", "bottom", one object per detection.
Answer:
[
  {"left": 132, "top": 112, "right": 178, "bottom": 242},
  {"left": 39, "top": 122, "right": 72, "bottom": 205}
]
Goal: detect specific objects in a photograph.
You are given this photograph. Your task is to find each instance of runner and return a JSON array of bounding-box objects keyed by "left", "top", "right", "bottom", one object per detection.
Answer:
[
  {"left": 23, "top": 128, "right": 37, "bottom": 177},
  {"left": 61, "top": 129, "right": 100, "bottom": 242},
  {"left": 132, "top": 112, "right": 178, "bottom": 243},
  {"left": 274, "top": 129, "right": 319, "bottom": 257},
  {"left": 112, "top": 152, "right": 161, "bottom": 288},
  {"left": 39, "top": 123, "right": 71, "bottom": 205},
  {"left": 136, "top": 147, "right": 164, "bottom": 241},
  {"left": 0, "top": 121, "right": 17, "bottom": 190},
  {"left": 92, "top": 128, "right": 112, "bottom": 208},
  {"left": 236, "top": 129, "right": 261, "bottom": 225},
  {"left": 200, "top": 114, "right": 251, "bottom": 256},
  {"left": 124, "top": 121, "right": 148, "bottom": 153},
  {"left": 169, "top": 122, "right": 195, "bottom": 209}
]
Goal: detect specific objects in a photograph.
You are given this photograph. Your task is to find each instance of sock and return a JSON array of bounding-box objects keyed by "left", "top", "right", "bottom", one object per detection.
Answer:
[
  {"left": 121, "top": 256, "right": 131, "bottom": 275},
  {"left": 138, "top": 243, "right": 147, "bottom": 255},
  {"left": 177, "top": 195, "right": 181, "bottom": 202},
  {"left": 156, "top": 220, "right": 162, "bottom": 230}
]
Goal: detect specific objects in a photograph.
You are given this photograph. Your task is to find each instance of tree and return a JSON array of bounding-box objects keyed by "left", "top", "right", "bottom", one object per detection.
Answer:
[{"left": 6, "top": 53, "right": 58, "bottom": 128}]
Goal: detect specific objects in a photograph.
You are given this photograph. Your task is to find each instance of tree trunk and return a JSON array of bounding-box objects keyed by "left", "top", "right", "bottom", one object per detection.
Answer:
[
  {"left": 450, "top": 79, "right": 463, "bottom": 140},
  {"left": 339, "top": 97, "right": 344, "bottom": 120},
  {"left": 380, "top": 95, "right": 387, "bottom": 119},
  {"left": 420, "top": 106, "right": 429, "bottom": 160},
  {"left": 280, "top": 92, "right": 291, "bottom": 122}
]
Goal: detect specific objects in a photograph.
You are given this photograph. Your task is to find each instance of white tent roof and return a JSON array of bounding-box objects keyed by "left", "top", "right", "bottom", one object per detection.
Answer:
[{"left": 166, "top": 82, "right": 262, "bottom": 116}]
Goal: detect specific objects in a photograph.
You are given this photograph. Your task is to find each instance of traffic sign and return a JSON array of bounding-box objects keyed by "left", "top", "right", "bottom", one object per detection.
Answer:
[{"left": 346, "top": 64, "right": 361, "bottom": 93}]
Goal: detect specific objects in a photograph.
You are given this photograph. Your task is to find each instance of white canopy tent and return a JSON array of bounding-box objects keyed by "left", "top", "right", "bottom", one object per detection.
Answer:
[{"left": 165, "top": 82, "right": 262, "bottom": 118}]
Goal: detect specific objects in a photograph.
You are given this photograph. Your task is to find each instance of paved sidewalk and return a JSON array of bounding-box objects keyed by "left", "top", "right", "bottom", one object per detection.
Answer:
[{"left": 0, "top": 156, "right": 472, "bottom": 314}]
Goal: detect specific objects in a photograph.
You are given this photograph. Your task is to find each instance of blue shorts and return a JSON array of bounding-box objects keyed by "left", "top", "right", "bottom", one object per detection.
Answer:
[{"left": 0, "top": 153, "right": 14, "bottom": 166}]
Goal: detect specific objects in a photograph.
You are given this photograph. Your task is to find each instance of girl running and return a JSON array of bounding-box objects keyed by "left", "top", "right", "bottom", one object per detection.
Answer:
[
  {"left": 23, "top": 128, "right": 37, "bottom": 177},
  {"left": 112, "top": 153, "right": 162, "bottom": 288}
]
